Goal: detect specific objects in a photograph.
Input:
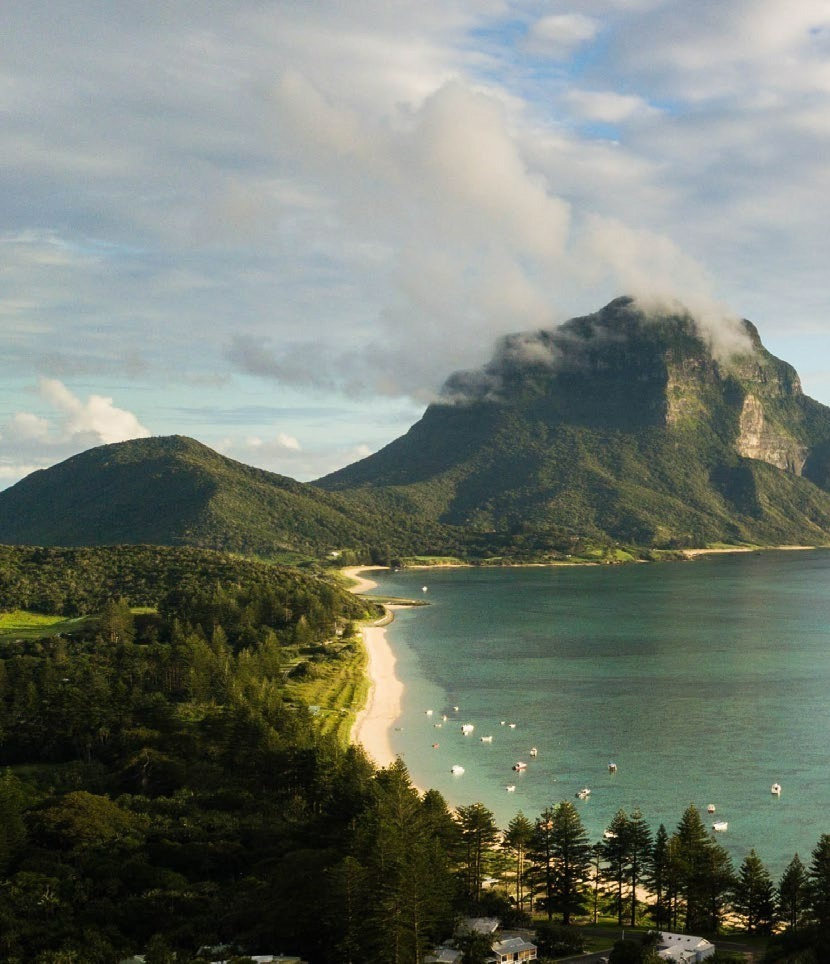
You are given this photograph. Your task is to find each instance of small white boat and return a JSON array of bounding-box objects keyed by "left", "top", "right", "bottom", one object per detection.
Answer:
[
  {"left": 529, "top": 747, "right": 538, "bottom": 757},
  {"left": 508, "top": 722, "right": 517, "bottom": 729},
  {"left": 461, "top": 723, "right": 475, "bottom": 735},
  {"left": 576, "top": 787, "right": 591, "bottom": 799},
  {"left": 506, "top": 784, "right": 516, "bottom": 792},
  {"left": 604, "top": 830, "right": 617, "bottom": 840},
  {"left": 771, "top": 782, "right": 782, "bottom": 796},
  {"left": 453, "top": 706, "right": 459, "bottom": 712},
  {"left": 712, "top": 821, "right": 728, "bottom": 832},
  {"left": 480, "top": 735, "right": 493, "bottom": 743},
  {"left": 512, "top": 761, "right": 527, "bottom": 771},
  {"left": 425, "top": 709, "right": 433, "bottom": 716},
  {"left": 451, "top": 764, "right": 465, "bottom": 775},
  {"left": 434, "top": 722, "right": 442, "bottom": 728},
  {"left": 707, "top": 804, "right": 716, "bottom": 814},
  {"left": 608, "top": 761, "right": 617, "bottom": 773},
  {"left": 442, "top": 714, "right": 448, "bottom": 721},
  {"left": 431, "top": 743, "right": 439, "bottom": 749},
  {"left": 500, "top": 720, "right": 506, "bottom": 726},
  {"left": 422, "top": 586, "right": 428, "bottom": 593}
]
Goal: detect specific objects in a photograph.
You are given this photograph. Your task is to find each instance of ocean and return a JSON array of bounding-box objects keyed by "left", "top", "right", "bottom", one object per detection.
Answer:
[{"left": 367, "top": 550, "right": 830, "bottom": 876}]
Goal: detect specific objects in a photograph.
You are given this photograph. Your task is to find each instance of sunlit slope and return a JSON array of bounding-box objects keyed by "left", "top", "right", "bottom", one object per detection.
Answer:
[
  {"left": 318, "top": 298, "right": 830, "bottom": 548},
  {"left": 0, "top": 435, "right": 440, "bottom": 555}
]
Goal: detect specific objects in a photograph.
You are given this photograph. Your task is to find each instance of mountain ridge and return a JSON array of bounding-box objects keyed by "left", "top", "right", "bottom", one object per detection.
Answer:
[
  {"left": 316, "top": 297, "right": 830, "bottom": 549},
  {"left": 4, "top": 297, "right": 830, "bottom": 556}
]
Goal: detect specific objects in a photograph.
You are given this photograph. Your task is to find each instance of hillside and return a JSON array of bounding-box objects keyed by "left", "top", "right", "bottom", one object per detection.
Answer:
[
  {"left": 318, "top": 297, "right": 830, "bottom": 550},
  {"left": 5, "top": 298, "right": 830, "bottom": 556},
  {"left": 0, "top": 435, "right": 446, "bottom": 558}
]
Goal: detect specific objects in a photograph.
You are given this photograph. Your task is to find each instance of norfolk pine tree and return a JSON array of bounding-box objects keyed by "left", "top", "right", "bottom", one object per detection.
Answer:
[
  {"left": 733, "top": 849, "right": 776, "bottom": 935},
  {"left": 549, "top": 800, "right": 592, "bottom": 924},
  {"left": 778, "top": 853, "right": 809, "bottom": 932}
]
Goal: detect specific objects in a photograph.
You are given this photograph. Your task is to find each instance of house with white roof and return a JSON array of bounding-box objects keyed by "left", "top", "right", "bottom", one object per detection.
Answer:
[
  {"left": 487, "top": 936, "right": 537, "bottom": 962},
  {"left": 657, "top": 932, "right": 715, "bottom": 963}
]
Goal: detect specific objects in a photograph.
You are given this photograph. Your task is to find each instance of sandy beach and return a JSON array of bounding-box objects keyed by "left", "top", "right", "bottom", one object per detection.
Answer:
[
  {"left": 344, "top": 567, "right": 403, "bottom": 768},
  {"left": 681, "top": 544, "right": 817, "bottom": 558}
]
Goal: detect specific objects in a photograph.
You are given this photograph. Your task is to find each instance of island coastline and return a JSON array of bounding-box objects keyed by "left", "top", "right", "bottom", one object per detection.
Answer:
[{"left": 345, "top": 566, "right": 404, "bottom": 769}]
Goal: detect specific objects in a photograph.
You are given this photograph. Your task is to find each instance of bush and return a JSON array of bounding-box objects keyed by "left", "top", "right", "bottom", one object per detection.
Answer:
[{"left": 534, "top": 921, "right": 586, "bottom": 957}]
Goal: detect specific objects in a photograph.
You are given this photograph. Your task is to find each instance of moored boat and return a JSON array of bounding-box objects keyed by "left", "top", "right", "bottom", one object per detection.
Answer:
[
  {"left": 707, "top": 804, "right": 716, "bottom": 813},
  {"left": 771, "top": 782, "right": 782, "bottom": 795},
  {"left": 512, "top": 761, "right": 527, "bottom": 771},
  {"left": 451, "top": 764, "right": 465, "bottom": 775},
  {"left": 712, "top": 821, "right": 728, "bottom": 832},
  {"left": 529, "top": 747, "right": 538, "bottom": 757},
  {"left": 576, "top": 787, "right": 591, "bottom": 799}
]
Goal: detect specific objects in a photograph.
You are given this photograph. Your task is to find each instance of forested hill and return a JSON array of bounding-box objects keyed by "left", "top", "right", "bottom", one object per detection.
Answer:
[
  {"left": 0, "top": 543, "right": 379, "bottom": 621},
  {"left": 0, "top": 435, "right": 448, "bottom": 558},
  {"left": 7, "top": 299, "right": 830, "bottom": 556}
]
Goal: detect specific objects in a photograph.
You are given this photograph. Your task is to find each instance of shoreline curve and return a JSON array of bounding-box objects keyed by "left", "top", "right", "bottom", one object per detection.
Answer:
[{"left": 344, "top": 567, "right": 402, "bottom": 769}]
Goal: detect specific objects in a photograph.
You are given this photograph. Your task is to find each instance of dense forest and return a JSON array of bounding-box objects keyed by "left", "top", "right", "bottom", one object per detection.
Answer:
[{"left": 1, "top": 550, "right": 829, "bottom": 961}]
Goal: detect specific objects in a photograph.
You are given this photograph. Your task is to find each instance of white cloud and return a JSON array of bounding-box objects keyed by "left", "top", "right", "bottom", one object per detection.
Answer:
[
  {"left": 215, "top": 434, "right": 372, "bottom": 481},
  {"left": 37, "top": 378, "right": 150, "bottom": 444},
  {"left": 4, "top": 412, "right": 50, "bottom": 442},
  {"left": 0, "top": 379, "right": 151, "bottom": 488},
  {"left": 246, "top": 432, "right": 302, "bottom": 453},
  {"left": 563, "top": 89, "right": 659, "bottom": 123},
  {"left": 2, "top": 0, "right": 830, "bottom": 489},
  {"left": 525, "top": 14, "right": 600, "bottom": 57}
]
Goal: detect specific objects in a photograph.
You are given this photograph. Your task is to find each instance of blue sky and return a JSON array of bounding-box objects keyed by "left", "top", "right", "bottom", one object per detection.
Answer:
[{"left": 2, "top": 0, "right": 830, "bottom": 487}]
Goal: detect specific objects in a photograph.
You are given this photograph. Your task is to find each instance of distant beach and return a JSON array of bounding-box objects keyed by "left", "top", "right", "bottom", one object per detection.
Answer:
[{"left": 344, "top": 567, "right": 402, "bottom": 768}]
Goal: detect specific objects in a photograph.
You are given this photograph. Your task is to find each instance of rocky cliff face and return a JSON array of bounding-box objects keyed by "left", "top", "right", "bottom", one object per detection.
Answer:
[
  {"left": 736, "top": 393, "right": 808, "bottom": 473},
  {"left": 316, "top": 295, "right": 830, "bottom": 549}
]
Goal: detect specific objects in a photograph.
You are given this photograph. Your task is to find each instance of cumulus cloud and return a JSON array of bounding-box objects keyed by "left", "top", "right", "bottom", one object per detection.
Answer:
[
  {"left": 214, "top": 433, "right": 372, "bottom": 481},
  {"left": 525, "top": 14, "right": 600, "bottom": 57},
  {"left": 0, "top": 379, "right": 151, "bottom": 487},
  {"left": 36, "top": 378, "right": 151, "bottom": 444},
  {"left": 2, "top": 0, "right": 830, "bottom": 485},
  {"left": 563, "top": 89, "right": 660, "bottom": 123}
]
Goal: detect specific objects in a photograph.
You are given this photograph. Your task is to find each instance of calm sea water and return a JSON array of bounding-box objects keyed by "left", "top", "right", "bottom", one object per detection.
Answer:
[{"left": 368, "top": 551, "right": 830, "bottom": 876}]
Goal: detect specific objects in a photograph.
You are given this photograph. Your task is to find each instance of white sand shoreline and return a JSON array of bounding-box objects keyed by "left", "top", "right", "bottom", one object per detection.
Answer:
[{"left": 344, "top": 567, "right": 403, "bottom": 769}]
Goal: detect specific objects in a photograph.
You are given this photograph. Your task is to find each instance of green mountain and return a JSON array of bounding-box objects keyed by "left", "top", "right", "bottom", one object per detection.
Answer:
[
  {"left": 0, "top": 435, "right": 440, "bottom": 557},
  {"left": 317, "top": 297, "right": 830, "bottom": 550},
  {"left": 5, "top": 297, "right": 830, "bottom": 556}
]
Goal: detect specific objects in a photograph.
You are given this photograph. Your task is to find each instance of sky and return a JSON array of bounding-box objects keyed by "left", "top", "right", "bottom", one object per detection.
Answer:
[{"left": 2, "top": 0, "right": 830, "bottom": 488}]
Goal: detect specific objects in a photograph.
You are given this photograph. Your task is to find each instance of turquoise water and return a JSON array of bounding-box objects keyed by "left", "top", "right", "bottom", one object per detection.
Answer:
[{"left": 368, "top": 551, "right": 830, "bottom": 876}]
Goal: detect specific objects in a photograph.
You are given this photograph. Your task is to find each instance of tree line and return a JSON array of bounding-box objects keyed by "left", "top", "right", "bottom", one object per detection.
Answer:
[{"left": 1, "top": 554, "right": 829, "bottom": 961}]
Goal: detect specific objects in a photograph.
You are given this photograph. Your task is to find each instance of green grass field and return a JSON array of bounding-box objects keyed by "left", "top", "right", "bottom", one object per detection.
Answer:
[
  {"left": 0, "top": 610, "right": 90, "bottom": 641},
  {"left": 285, "top": 636, "right": 370, "bottom": 745}
]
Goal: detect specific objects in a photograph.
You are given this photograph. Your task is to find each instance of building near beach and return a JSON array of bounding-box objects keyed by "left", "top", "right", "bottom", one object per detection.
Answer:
[
  {"left": 488, "top": 935, "right": 538, "bottom": 961},
  {"left": 657, "top": 932, "right": 715, "bottom": 962}
]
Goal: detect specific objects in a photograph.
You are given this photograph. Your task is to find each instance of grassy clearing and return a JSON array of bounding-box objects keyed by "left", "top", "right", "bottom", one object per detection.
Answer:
[
  {"left": 399, "top": 555, "right": 466, "bottom": 567},
  {"left": 285, "top": 634, "right": 370, "bottom": 745},
  {"left": 0, "top": 610, "right": 90, "bottom": 641}
]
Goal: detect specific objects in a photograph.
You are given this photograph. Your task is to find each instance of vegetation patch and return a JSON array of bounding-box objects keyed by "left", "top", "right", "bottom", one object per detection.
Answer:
[{"left": 0, "top": 610, "right": 89, "bottom": 640}]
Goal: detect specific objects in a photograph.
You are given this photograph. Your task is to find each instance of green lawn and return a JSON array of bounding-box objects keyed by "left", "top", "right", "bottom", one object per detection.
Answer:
[
  {"left": 285, "top": 636, "right": 370, "bottom": 745},
  {"left": 0, "top": 610, "right": 90, "bottom": 640}
]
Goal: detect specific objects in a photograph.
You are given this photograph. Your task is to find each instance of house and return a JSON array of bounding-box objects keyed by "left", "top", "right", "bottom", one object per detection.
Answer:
[
  {"left": 425, "top": 947, "right": 463, "bottom": 964},
  {"left": 657, "top": 933, "right": 715, "bottom": 963},
  {"left": 458, "top": 917, "right": 501, "bottom": 936},
  {"left": 487, "top": 936, "right": 538, "bottom": 962}
]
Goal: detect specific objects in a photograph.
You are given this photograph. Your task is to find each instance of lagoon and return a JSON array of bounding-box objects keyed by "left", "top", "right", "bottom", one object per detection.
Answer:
[{"left": 368, "top": 550, "right": 830, "bottom": 876}]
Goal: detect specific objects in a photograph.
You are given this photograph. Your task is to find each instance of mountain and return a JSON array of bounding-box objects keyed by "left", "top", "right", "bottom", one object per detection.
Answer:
[
  {"left": 0, "top": 435, "right": 443, "bottom": 557},
  {"left": 317, "top": 297, "right": 830, "bottom": 550},
  {"left": 5, "top": 298, "right": 830, "bottom": 556}
]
